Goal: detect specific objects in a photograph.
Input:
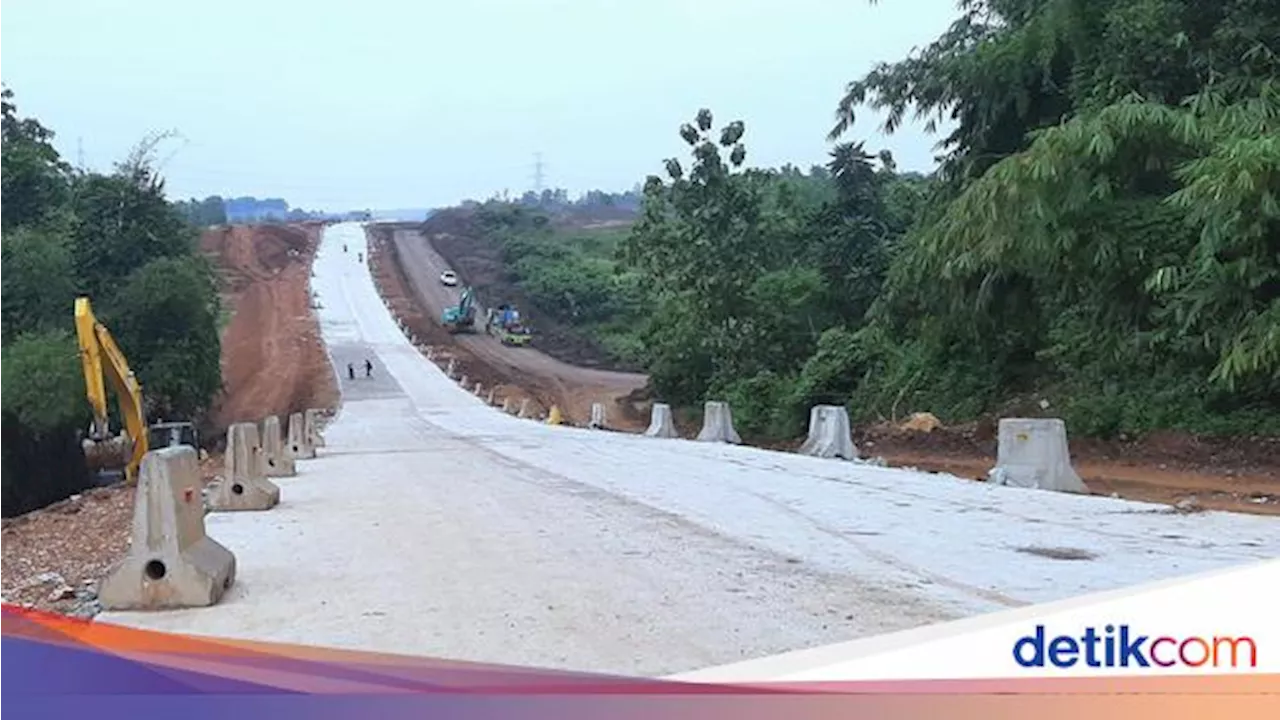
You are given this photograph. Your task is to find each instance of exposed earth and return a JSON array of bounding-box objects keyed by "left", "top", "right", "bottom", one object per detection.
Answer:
[
  {"left": 202, "top": 222, "right": 340, "bottom": 435},
  {"left": 366, "top": 222, "right": 649, "bottom": 428},
  {"left": 852, "top": 424, "right": 1279, "bottom": 516}
]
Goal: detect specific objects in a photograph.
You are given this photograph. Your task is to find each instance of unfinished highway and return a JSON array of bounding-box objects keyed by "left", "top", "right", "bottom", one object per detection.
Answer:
[{"left": 98, "top": 223, "right": 1280, "bottom": 677}]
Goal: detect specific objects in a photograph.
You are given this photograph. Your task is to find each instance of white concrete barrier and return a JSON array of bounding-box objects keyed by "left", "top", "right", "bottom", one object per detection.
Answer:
[
  {"left": 288, "top": 411, "right": 316, "bottom": 460},
  {"left": 209, "top": 423, "right": 281, "bottom": 511},
  {"left": 644, "top": 403, "right": 679, "bottom": 438},
  {"left": 305, "top": 408, "right": 325, "bottom": 449},
  {"left": 98, "top": 446, "right": 236, "bottom": 610},
  {"left": 588, "top": 402, "right": 607, "bottom": 430},
  {"left": 261, "top": 415, "right": 296, "bottom": 477},
  {"left": 798, "top": 405, "right": 858, "bottom": 460},
  {"left": 989, "top": 418, "right": 1088, "bottom": 493},
  {"left": 696, "top": 401, "right": 741, "bottom": 444}
]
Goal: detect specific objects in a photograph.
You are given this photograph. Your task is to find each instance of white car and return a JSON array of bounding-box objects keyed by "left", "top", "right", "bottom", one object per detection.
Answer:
[{"left": 439, "top": 270, "right": 458, "bottom": 286}]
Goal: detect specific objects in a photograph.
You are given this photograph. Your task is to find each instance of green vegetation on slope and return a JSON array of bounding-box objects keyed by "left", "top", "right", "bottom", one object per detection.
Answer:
[
  {"left": 1, "top": 88, "right": 223, "bottom": 516},
  {"left": 466, "top": 0, "right": 1279, "bottom": 441},
  {"left": 471, "top": 205, "right": 653, "bottom": 365}
]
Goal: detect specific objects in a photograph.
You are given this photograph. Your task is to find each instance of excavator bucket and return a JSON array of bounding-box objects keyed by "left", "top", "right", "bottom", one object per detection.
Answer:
[{"left": 82, "top": 431, "right": 134, "bottom": 482}]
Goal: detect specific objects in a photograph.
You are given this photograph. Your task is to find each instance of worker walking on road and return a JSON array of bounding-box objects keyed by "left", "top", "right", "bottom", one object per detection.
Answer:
[
  {"left": 364, "top": 359, "right": 373, "bottom": 378},
  {"left": 347, "top": 363, "right": 355, "bottom": 380}
]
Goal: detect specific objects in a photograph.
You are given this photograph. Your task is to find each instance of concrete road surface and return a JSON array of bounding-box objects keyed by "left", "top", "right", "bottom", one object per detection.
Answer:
[{"left": 100, "top": 223, "right": 1280, "bottom": 677}]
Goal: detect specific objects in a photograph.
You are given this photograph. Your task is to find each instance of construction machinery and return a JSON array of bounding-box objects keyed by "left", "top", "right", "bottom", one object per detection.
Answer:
[
  {"left": 442, "top": 286, "right": 478, "bottom": 333},
  {"left": 485, "top": 304, "right": 533, "bottom": 347},
  {"left": 74, "top": 297, "right": 196, "bottom": 484},
  {"left": 148, "top": 421, "right": 200, "bottom": 451}
]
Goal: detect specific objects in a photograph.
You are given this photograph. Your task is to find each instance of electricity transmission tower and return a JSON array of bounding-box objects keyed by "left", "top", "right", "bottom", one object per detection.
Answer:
[{"left": 532, "top": 153, "right": 546, "bottom": 194}]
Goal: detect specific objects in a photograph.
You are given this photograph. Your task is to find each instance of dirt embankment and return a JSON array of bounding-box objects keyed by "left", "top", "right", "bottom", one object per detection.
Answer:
[
  {"left": 366, "top": 223, "right": 649, "bottom": 428},
  {"left": 202, "top": 222, "right": 340, "bottom": 436},
  {"left": 2, "top": 223, "right": 340, "bottom": 616},
  {"left": 414, "top": 209, "right": 633, "bottom": 370},
  {"left": 847, "top": 423, "right": 1280, "bottom": 516}
]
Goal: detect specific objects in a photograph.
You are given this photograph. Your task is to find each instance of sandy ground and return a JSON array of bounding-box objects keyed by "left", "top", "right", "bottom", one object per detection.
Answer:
[{"left": 98, "top": 223, "right": 1280, "bottom": 677}]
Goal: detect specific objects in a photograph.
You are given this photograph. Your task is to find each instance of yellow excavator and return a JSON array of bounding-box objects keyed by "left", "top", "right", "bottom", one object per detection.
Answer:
[
  {"left": 74, "top": 298, "right": 201, "bottom": 484},
  {"left": 74, "top": 296, "right": 204, "bottom": 485},
  {"left": 75, "top": 296, "right": 149, "bottom": 484}
]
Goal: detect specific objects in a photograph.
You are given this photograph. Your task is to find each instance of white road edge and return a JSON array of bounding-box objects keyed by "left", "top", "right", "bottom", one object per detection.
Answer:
[{"left": 99, "top": 223, "right": 1280, "bottom": 677}]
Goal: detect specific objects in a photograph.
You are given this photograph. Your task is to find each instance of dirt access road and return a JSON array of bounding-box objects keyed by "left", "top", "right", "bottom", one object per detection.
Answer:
[
  {"left": 2, "top": 223, "right": 339, "bottom": 617},
  {"left": 369, "top": 224, "right": 647, "bottom": 426}
]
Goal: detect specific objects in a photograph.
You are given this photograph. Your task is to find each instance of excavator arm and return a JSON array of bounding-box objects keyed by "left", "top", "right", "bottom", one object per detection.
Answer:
[{"left": 74, "top": 297, "right": 149, "bottom": 483}]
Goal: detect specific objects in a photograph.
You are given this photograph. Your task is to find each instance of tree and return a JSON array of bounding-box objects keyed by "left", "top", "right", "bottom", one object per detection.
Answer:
[
  {"left": 0, "top": 224, "right": 78, "bottom": 345},
  {"left": 828, "top": 0, "right": 1280, "bottom": 434},
  {"left": 69, "top": 166, "right": 197, "bottom": 302},
  {"left": 620, "top": 109, "right": 766, "bottom": 401},
  {"left": 0, "top": 90, "right": 228, "bottom": 513},
  {"left": 106, "top": 256, "right": 223, "bottom": 420},
  {"left": 1, "top": 87, "right": 72, "bottom": 232}
]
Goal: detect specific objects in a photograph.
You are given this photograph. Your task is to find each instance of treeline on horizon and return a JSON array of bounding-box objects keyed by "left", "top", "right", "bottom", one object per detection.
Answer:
[
  {"left": 173, "top": 195, "right": 374, "bottom": 226},
  {"left": 457, "top": 0, "right": 1280, "bottom": 441}
]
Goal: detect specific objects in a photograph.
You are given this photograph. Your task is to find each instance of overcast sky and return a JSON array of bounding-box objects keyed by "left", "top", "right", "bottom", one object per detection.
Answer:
[{"left": 2, "top": 0, "right": 959, "bottom": 211}]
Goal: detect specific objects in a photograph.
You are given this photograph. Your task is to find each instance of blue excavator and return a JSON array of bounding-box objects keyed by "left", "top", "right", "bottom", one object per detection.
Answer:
[{"left": 442, "top": 286, "right": 478, "bottom": 333}]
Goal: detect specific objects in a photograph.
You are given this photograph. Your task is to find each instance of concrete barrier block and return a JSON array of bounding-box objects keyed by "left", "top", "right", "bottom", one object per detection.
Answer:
[
  {"left": 644, "top": 403, "right": 680, "bottom": 438},
  {"left": 288, "top": 411, "right": 316, "bottom": 460},
  {"left": 261, "top": 415, "right": 296, "bottom": 477},
  {"left": 487, "top": 388, "right": 497, "bottom": 405},
  {"left": 518, "top": 398, "right": 532, "bottom": 419},
  {"left": 588, "top": 402, "right": 607, "bottom": 429},
  {"left": 305, "top": 408, "right": 325, "bottom": 448},
  {"left": 473, "top": 382, "right": 484, "bottom": 397},
  {"left": 209, "top": 422, "right": 280, "bottom": 511},
  {"left": 989, "top": 418, "right": 1088, "bottom": 493},
  {"left": 98, "top": 446, "right": 236, "bottom": 610},
  {"left": 459, "top": 374, "right": 469, "bottom": 389},
  {"left": 446, "top": 359, "right": 458, "bottom": 379},
  {"left": 696, "top": 401, "right": 741, "bottom": 444},
  {"left": 798, "top": 405, "right": 859, "bottom": 460}
]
